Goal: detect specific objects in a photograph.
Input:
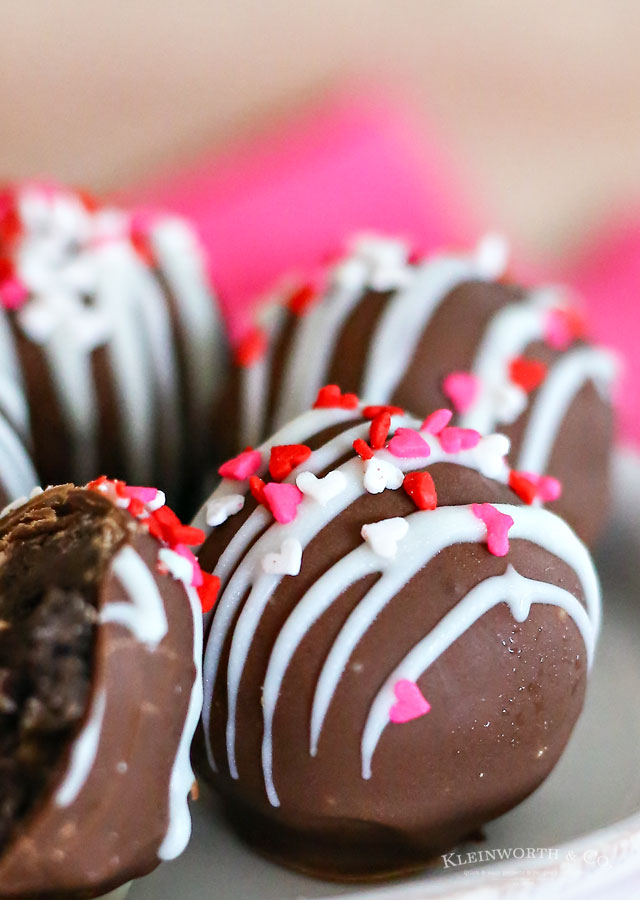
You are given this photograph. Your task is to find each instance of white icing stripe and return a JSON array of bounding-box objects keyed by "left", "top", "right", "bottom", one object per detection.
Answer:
[
  {"left": 361, "top": 566, "right": 596, "bottom": 779},
  {"left": 150, "top": 218, "right": 225, "bottom": 419},
  {"left": 0, "top": 411, "right": 37, "bottom": 500},
  {"left": 517, "top": 347, "right": 618, "bottom": 475},
  {"left": 103, "top": 546, "right": 168, "bottom": 648},
  {"left": 238, "top": 301, "right": 287, "bottom": 448},
  {"left": 40, "top": 325, "right": 99, "bottom": 483},
  {"left": 458, "top": 290, "right": 555, "bottom": 433},
  {"left": 360, "top": 257, "right": 483, "bottom": 402},
  {"left": 202, "top": 417, "right": 512, "bottom": 779},
  {"left": 55, "top": 689, "right": 107, "bottom": 807},
  {"left": 260, "top": 503, "right": 598, "bottom": 805},
  {"left": 273, "top": 278, "right": 370, "bottom": 429},
  {"left": 158, "top": 584, "right": 203, "bottom": 860},
  {"left": 0, "top": 311, "right": 30, "bottom": 436}
]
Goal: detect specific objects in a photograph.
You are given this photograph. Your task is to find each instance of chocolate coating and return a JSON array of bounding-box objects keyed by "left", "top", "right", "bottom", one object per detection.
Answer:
[
  {"left": 219, "top": 238, "right": 615, "bottom": 545},
  {"left": 196, "top": 407, "right": 599, "bottom": 878},
  {"left": 0, "top": 484, "right": 200, "bottom": 898}
]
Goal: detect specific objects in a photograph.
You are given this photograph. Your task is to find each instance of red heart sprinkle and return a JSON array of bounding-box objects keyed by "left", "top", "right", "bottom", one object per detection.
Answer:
[
  {"left": 313, "top": 384, "right": 359, "bottom": 409},
  {"left": 403, "top": 471, "right": 437, "bottom": 510},
  {"left": 198, "top": 573, "right": 221, "bottom": 614},
  {"left": 287, "top": 283, "right": 316, "bottom": 316},
  {"left": 234, "top": 327, "right": 268, "bottom": 367},
  {"left": 369, "top": 411, "right": 391, "bottom": 449},
  {"left": 509, "top": 357, "right": 547, "bottom": 393},
  {"left": 353, "top": 438, "right": 374, "bottom": 460},
  {"left": 508, "top": 470, "right": 538, "bottom": 505},
  {"left": 362, "top": 404, "right": 404, "bottom": 419},
  {"left": 269, "top": 444, "right": 312, "bottom": 481},
  {"left": 249, "top": 475, "right": 268, "bottom": 506}
]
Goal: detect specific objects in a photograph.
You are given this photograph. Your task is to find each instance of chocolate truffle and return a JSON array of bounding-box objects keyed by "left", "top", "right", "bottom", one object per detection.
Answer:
[
  {"left": 0, "top": 478, "right": 213, "bottom": 898},
  {"left": 0, "top": 182, "right": 227, "bottom": 506},
  {"left": 195, "top": 399, "right": 600, "bottom": 879},
  {"left": 222, "top": 235, "right": 616, "bottom": 545}
]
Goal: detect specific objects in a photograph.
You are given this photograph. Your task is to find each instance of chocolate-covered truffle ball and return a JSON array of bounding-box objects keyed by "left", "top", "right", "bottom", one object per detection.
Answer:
[
  {"left": 0, "top": 479, "right": 212, "bottom": 898},
  {"left": 221, "top": 235, "right": 616, "bottom": 544},
  {"left": 195, "top": 400, "right": 600, "bottom": 879},
  {"left": 0, "top": 182, "right": 227, "bottom": 506}
]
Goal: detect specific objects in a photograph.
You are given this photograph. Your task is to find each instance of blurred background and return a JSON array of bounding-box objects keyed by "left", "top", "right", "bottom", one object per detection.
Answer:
[{"left": 2, "top": 1, "right": 640, "bottom": 262}]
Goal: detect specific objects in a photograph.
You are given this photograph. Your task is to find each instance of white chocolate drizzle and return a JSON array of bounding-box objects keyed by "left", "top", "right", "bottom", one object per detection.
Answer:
[
  {"left": 102, "top": 546, "right": 169, "bottom": 648},
  {"left": 55, "top": 689, "right": 107, "bottom": 807}
]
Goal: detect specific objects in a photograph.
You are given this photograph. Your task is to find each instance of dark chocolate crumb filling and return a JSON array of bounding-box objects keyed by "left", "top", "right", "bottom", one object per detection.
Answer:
[{"left": 0, "top": 485, "right": 135, "bottom": 853}]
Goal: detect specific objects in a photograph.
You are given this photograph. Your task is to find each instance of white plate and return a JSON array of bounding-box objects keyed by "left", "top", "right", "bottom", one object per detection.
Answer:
[{"left": 131, "top": 451, "right": 640, "bottom": 900}]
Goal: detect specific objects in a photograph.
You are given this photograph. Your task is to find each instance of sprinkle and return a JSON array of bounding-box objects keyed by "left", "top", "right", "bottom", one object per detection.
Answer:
[
  {"left": 442, "top": 371, "right": 479, "bottom": 414},
  {"left": 218, "top": 447, "right": 262, "bottom": 481},
  {"left": 205, "top": 493, "right": 245, "bottom": 526},
  {"left": 369, "top": 411, "right": 391, "bottom": 449},
  {"left": 234, "top": 327, "right": 268, "bottom": 367},
  {"left": 536, "top": 475, "right": 563, "bottom": 503},
  {"left": 403, "top": 471, "right": 437, "bottom": 510},
  {"left": 439, "top": 427, "right": 481, "bottom": 454},
  {"left": 362, "top": 404, "right": 404, "bottom": 419},
  {"left": 129, "top": 226, "right": 155, "bottom": 266},
  {"left": 269, "top": 444, "right": 312, "bottom": 481},
  {"left": 120, "top": 485, "right": 164, "bottom": 509},
  {"left": 0, "top": 203, "right": 21, "bottom": 245},
  {"left": 198, "top": 574, "right": 220, "bottom": 614},
  {"left": 421, "top": 408, "right": 452, "bottom": 435},
  {"left": 353, "top": 438, "right": 374, "bottom": 460},
  {"left": 509, "top": 357, "right": 548, "bottom": 393},
  {"left": 296, "top": 470, "right": 346, "bottom": 505},
  {"left": 263, "top": 482, "right": 304, "bottom": 524},
  {"left": 389, "top": 679, "right": 431, "bottom": 724},
  {"left": 261, "top": 538, "right": 303, "bottom": 576},
  {"left": 545, "top": 307, "right": 584, "bottom": 351},
  {"left": 475, "top": 233, "right": 509, "bottom": 279},
  {"left": 361, "top": 517, "right": 409, "bottom": 559},
  {"left": 363, "top": 457, "right": 404, "bottom": 494},
  {"left": 287, "top": 282, "right": 316, "bottom": 316},
  {"left": 472, "top": 503, "right": 514, "bottom": 557},
  {"left": 0, "top": 276, "right": 28, "bottom": 310},
  {"left": 508, "top": 471, "right": 538, "bottom": 505},
  {"left": 474, "top": 434, "right": 511, "bottom": 480},
  {"left": 249, "top": 475, "right": 267, "bottom": 506},
  {"left": 313, "top": 384, "right": 359, "bottom": 410},
  {"left": 387, "top": 428, "right": 431, "bottom": 459},
  {"left": 510, "top": 470, "right": 563, "bottom": 504}
]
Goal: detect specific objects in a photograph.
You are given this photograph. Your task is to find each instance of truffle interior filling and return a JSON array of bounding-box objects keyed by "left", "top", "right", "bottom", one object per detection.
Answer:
[{"left": 0, "top": 485, "right": 132, "bottom": 852}]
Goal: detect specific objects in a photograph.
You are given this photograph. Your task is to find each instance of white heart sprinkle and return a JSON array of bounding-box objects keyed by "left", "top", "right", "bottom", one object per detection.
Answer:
[
  {"left": 206, "top": 493, "right": 245, "bottom": 527},
  {"left": 492, "top": 382, "right": 527, "bottom": 425},
  {"left": 363, "top": 457, "right": 404, "bottom": 494},
  {"left": 361, "top": 517, "right": 409, "bottom": 559},
  {"left": 475, "top": 233, "right": 509, "bottom": 279},
  {"left": 262, "top": 538, "right": 303, "bottom": 576},
  {"left": 473, "top": 433, "right": 511, "bottom": 480},
  {"left": 296, "top": 470, "right": 346, "bottom": 505}
]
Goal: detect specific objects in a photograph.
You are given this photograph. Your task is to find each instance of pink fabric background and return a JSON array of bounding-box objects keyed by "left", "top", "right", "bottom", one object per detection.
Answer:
[{"left": 122, "top": 92, "right": 637, "bottom": 445}]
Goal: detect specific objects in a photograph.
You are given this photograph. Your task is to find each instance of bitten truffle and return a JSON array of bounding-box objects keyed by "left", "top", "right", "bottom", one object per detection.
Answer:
[
  {"left": 0, "top": 182, "right": 227, "bottom": 506},
  {"left": 196, "top": 397, "right": 600, "bottom": 879},
  {"left": 0, "top": 479, "right": 214, "bottom": 898},
  {"left": 221, "top": 235, "right": 616, "bottom": 544}
]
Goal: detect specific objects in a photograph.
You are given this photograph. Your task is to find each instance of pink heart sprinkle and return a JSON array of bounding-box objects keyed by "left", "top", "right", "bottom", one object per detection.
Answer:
[
  {"left": 263, "top": 482, "right": 304, "bottom": 524},
  {"left": 387, "top": 427, "right": 431, "bottom": 459},
  {"left": 389, "top": 679, "right": 431, "bottom": 724},
  {"left": 218, "top": 448, "right": 262, "bottom": 481},
  {"left": 0, "top": 278, "right": 28, "bottom": 311},
  {"left": 439, "top": 427, "right": 481, "bottom": 453},
  {"left": 122, "top": 485, "right": 158, "bottom": 504},
  {"left": 421, "top": 408, "right": 453, "bottom": 435},
  {"left": 472, "top": 503, "right": 514, "bottom": 557},
  {"left": 545, "top": 309, "right": 573, "bottom": 351},
  {"left": 522, "top": 472, "right": 563, "bottom": 503},
  {"left": 442, "top": 371, "right": 479, "bottom": 413},
  {"left": 174, "top": 544, "right": 203, "bottom": 587}
]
